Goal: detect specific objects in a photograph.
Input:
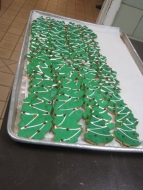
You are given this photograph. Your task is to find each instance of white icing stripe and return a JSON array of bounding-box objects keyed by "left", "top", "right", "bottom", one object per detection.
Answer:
[
  {"left": 118, "top": 128, "right": 139, "bottom": 142},
  {"left": 120, "top": 112, "right": 130, "bottom": 115},
  {"left": 55, "top": 67, "right": 60, "bottom": 70},
  {"left": 66, "top": 80, "right": 71, "bottom": 84},
  {"left": 21, "top": 123, "right": 43, "bottom": 129},
  {"left": 63, "top": 129, "right": 81, "bottom": 141},
  {"left": 30, "top": 123, "right": 47, "bottom": 139},
  {"left": 102, "top": 86, "right": 114, "bottom": 93},
  {"left": 104, "top": 81, "right": 116, "bottom": 84},
  {"left": 83, "top": 68, "right": 96, "bottom": 73},
  {"left": 24, "top": 113, "right": 38, "bottom": 115},
  {"left": 57, "top": 97, "right": 71, "bottom": 109},
  {"left": 99, "top": 110, "right": 106, "bottom": 114},
  {"left": 30, "top": 105, "right": 48, "bottom": 113},
  {"left": 38, "top": 67, "right": 43, "bottom": 73},
  {"left": 36, "top": 73, "right": 52, "bottom": 80},
  {"left": 101, "top": 89, "right": 112, "bottom": 94},
  {"left": 25, "top": 116, "right": 36, "bottom": 126},
  {"left": 118, "top": 107, "right": 126, "bottom": 113},
  {"left": 99, "top": 63, "right": 105, "bottom": 69},
  {"left": 111, "top": 99, "right": 120, "bottom": 103},
  {"left": 117, "top": 112, "right": 130, "bottom": 122},
  {"left": 90, "top": 73, "right": 97, "bottom": 76},
  {"left": 89, "top": 87, "right": 99, "bottom": 90},
  {"left": 58, "top": 116, "right": 66, "bottom": 126},
  {"left": 89, "top": 130, "right": 112, "bottom": 137},
  {"left": 69, "top": 109, "right": 78, "bottom": 116},
  {"left": 55, "top": 127, "right": 80, "bottom": 131},
  {"left": 112, "top": 94, "right": 121, "bottom": 100},
  {"left": 91, "top": 122, "right": 107, "bottom": 129},
  {"left": 89, "top": 91, "right": 95, "bottom": 97},
  {"left": 108, "top": 106, "right": 114, "bottom": 109},
  {"left": 92, "top": 119, "right": 102, "bottom": 123},
  {"left": 122, "top": 123, "right": 135, "bottom": 130},
  {"left": 101, "top": 74, "right": 115, "bottom": 79},
  {"left": 119, "top": 128, "right": 135, "bottom": 132},
  {"left": 32, "top": 101, "right": 43, "bottom": 105},
  {"left": 58, "top": 99, "right": 67, "bottom": 101},
  {"left": 44, "top": 87, "right": 49, "bottom": 91},
  {"left": 42, "top": 97, "right": 52, "bottom": 103},
  {"left": 59, "top": 64, "right": 65, "bottom": 70},
  {"left": 124, "top": 119, "right": 137, "bottom": 126},
  {"left": 34, "top": 91, "right": 49, "bottom": 93},
  {"left": 33, "top": 81, "right": 41, "bottom": 86},
  {"left": 60, "top": 108, "right": 74, "bottom": 111}
]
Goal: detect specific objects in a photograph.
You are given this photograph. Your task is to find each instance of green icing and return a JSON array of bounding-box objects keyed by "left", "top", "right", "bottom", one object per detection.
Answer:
[
  {"left": 85, "top": 130, "right": 113, "bottom": 145},
  {"left": 32, "top": 87, "right": 57, "bottom": 100},
  {"left": 93, "top": 106, "right": 112, "bottom": 121},
  {"left": 59, "top": 88, "right": 83, "bottom": 98},
  {"left": 18, "top": 16, "right": 140, "bottom": 147},
  {"left": 53, "top": 125, "right": 82, "bottom": 143},
  {"left": 85, "top": 114, "right": 114, "bottom": 145},
  {"left": 53, "top": 114, "right": 83, "bottom": 128},
  {"left": 60, "top": 77, "right": 82, "bottom": 89},
  {"left": 21, "top": 99, "right": 51, "bottom": 116},
  {"left": 113, "top": 102, "right": 141, "bottom": 147},
  {"left": 18, "top": 114, "right": 52, "bottom": 140},
  {"left": 114, "top": 130, "right": 141, "bottom": 147},
  {"left": 85, "top": 105, "right": 114, "bottom": 145},
  {"left": 83, "top": 107, "right": 92, "bottom": 120},
  {"left": 53, "top": 90, "right": 83, "bottom": 142},
  {"left": 18, "top": 95, "right": 52, "bottom": 139}
]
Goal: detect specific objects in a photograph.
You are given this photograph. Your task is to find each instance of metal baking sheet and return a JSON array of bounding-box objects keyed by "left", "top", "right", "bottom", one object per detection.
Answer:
[{"left": 7, "top": 10, "right": 143, "bottom": 152}]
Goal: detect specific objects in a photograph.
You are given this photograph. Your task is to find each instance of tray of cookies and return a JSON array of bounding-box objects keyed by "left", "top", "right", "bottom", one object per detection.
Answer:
[{"left": 7, "top": 10, "right": 143, "bottom": 152}]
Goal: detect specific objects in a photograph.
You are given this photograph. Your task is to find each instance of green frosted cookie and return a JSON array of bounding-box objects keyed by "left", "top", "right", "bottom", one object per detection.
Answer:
[
  {"left": 18, "top": 114, "right": 52, "bottom": 140},
  {"left": 32, "top": 87, "right": 58, "bottom": 100},
  {"left": 115, "top": 103, "right": 138, "bottom": 126},
  {"left": 18, "top": 96, "right": 52, "bottom": 140},
  {"left": 54, "top": 97, "right": 83, "bottom": 119},
  {"left": 53, "top": 124, "right": 82, "bottom": 143},
  {"left": 93, "top": 106, "right": 112, "bottom": 121},
  {"left": 58, "top": 87, "right": 83, "bottom": 98},
  {"left": 107, "top": 94, "right": 123, "bottom": 114},
  {"left": 85, "top": 114, "right": 114, "bottom": 145},
  {"left": 114, "top": 129, "right": 141, "bottom": 147},
  {"left": 21, "top": 98, "right": 51, "bottom": 116},
  {"left": 60, "top": 76, "right": 82, "bottom": 89}
]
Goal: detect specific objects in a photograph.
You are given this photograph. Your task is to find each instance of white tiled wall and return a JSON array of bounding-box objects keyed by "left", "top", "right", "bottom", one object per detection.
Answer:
[
  {"left": 112, "top": 0, "right": 143, "bottom": 42},
  {"left": 123, "top": 0, "right": 143, "bottom": 10}
]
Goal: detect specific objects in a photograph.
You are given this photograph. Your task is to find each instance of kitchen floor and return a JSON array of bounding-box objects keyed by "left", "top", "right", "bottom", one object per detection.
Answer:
[{"left": 0, "top": 0, "right": 101, "bottom": 129}]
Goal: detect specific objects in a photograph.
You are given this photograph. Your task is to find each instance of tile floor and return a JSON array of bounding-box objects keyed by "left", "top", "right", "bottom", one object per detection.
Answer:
[{"left": 0, "top": 0, "right": 102, "bottom": 129}]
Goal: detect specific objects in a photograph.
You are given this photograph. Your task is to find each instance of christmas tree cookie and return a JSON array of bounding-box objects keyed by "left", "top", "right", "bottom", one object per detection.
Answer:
[
  {"left": 113, "top": 101, "right": 140, "bottom": 147},
  {"left": 18, "top": 94, "right": 53, "bottom": 139}
]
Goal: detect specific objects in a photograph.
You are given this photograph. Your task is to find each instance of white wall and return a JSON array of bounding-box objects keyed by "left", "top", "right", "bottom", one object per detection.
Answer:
[{"left": 112, "top": 0, "right": 143, "bottom": 42}]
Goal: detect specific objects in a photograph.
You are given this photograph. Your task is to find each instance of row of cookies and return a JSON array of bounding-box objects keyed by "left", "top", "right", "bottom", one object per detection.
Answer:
[
  {"left": 18, "top": 56, "right": 57, "bottom": 139},
  {"left": 18, "top": 16, "right": 141, "bottom": 147},
  {"left": 80, "top": 58, "right": 140, "bottom": 147},
  {"left": 18, "top": 17, "right": 86, "bottom": 141}
]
